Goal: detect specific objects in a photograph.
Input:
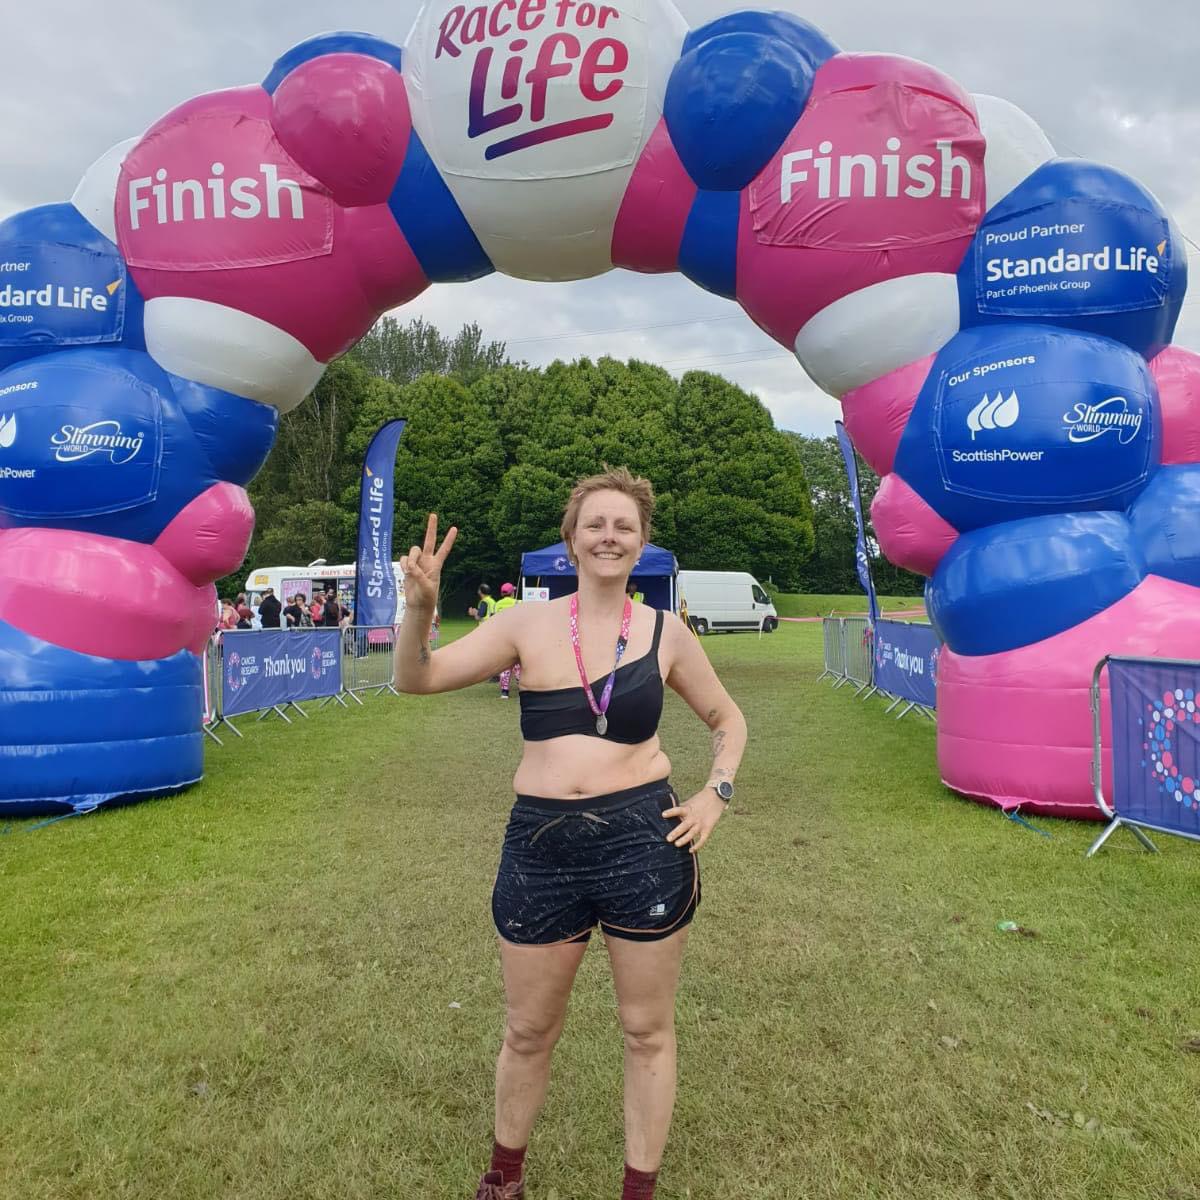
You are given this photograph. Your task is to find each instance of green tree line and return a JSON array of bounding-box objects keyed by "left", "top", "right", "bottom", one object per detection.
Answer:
[{"left": 221, "top": 317, "right": 919, "bottom": 603}]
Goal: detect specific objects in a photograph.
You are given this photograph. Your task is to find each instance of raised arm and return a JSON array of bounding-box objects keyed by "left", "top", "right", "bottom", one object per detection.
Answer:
[{"left": 393, "top": 514, "right": 523, "bottom": 695}]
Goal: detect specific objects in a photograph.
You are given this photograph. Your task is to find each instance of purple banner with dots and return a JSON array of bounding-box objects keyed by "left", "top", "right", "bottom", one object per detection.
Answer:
[{"left": 1109, "top": 658, "right": 1200, "bottom": 840}]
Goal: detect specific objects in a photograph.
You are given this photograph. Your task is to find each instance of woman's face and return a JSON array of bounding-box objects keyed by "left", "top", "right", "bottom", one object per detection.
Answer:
[{"left": 571, "top": 489, "right": 644, "bottom": 583}]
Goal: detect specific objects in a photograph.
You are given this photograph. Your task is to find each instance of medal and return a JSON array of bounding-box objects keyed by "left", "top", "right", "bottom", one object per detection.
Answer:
[{"left": 569, "top": 593, "right": 632, "bottom": 737}]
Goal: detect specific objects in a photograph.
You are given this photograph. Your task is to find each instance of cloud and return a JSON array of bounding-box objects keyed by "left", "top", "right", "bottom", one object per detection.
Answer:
[{"left": 3, "top": 0, "right": 1196, "bottom": 435}]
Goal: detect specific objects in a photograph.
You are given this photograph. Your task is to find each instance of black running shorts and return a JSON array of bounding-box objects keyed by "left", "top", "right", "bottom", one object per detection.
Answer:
[{"left": 492, "top": 778, "right": 700, "bottom": 945}]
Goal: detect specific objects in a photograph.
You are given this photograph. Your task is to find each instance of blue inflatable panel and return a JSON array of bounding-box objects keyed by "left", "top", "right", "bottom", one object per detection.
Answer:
[
  {"left": 1129, "top": 466, "right": 1200, "bottom": 589},
  {"left": 388, "top": 130, "right": 493, "bottom": 283},
  {"left": 678, "top": 189, "right": 739, "bottom": 299},
  {"left": 959, "top": 159, "right": 1187, "bottom": 358},
  {"left": 168, "top": 373, "right": 278, "bottom": 487},
  {"left": 927, "top": 511, "right": 1145, "bottom": 655},
  {"left": 0, "top": 347, "right": 220, "bottom": 543},
  {"left": 263, "top": 32, "right": 404, "bottom": 94},
  {"left": 894, "top": 323, "right": 1159, "bottom": 533},
  {"left": 0, "top": 622, "right": 203, "bottom": 817},
  {"left": 0, "top": 203, "right": 146, "bottom": 372},
  {"left": 682, "top": 11, "right": 838, "bottom": 67},
  {"left": 665, "top": 30, "right": 824, "bottom": 192}
]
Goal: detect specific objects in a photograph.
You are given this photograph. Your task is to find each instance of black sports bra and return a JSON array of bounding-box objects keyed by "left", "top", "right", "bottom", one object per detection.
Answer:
[{"left": 519, "top": 609, "right": 665, "bottom": 744}]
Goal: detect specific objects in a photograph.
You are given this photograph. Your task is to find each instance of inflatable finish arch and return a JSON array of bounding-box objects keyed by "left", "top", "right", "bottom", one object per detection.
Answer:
[{"left": 1, "top": 0, "right": 1197, "bottom": 818}]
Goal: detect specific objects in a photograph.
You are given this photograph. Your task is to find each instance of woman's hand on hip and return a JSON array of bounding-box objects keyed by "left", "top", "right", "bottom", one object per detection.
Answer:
[{"left": 662, "top": 789, "right": 726, "bottom": 854}]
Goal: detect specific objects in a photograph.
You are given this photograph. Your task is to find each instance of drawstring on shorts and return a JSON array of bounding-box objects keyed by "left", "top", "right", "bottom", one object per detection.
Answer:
[{"left": 529, "top": 809, "right": 610, "bottom": 845}]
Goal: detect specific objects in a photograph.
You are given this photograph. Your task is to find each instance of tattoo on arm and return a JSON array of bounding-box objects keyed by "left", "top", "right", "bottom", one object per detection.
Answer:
[
  {"left": 706, "top": 707, "right": 718, "bottom": 723},
  {"left": 418, "top": 642, "right": 430, "bottom": 667},
  {"left": 711, "top": 728, "right": 727, "bottom": 758}
]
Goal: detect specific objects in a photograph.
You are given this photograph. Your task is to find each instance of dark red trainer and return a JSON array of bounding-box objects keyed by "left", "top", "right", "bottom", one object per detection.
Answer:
[{"left": 474, "top": 1170, "right": 525, "bottom": 1199}]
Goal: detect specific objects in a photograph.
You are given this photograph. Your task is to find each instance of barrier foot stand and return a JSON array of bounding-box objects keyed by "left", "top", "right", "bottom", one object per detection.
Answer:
[
  {"left": 344, "top": 687, "right": 364, "bottom": 706},
  {"left": 210, "top": 715, "right": 243, "bottom": 739},
  {"left": 203, "top": 723, "right": 224, "bottom": 747},
  {"left": 287, "top": 701, "right": 310, "bottom": 720},
  {"left": 256, "top": 704, "right": 293, "bottom": 724},
  {"left": 817, "top": 669, "right": 834, "bottom": 682},
  {"left": 883, "top": 696, "right": 903, "bottom": 714},
  {"left": 832, "top": 675, "right": 853, "bottom": 690},
  {"left": 895, "top": 701, "right": 917, "bottom": 720},
  {"left": 1086, "top": 819, "right": 1158, "bottom": 858},
  {"left": 918, "top": 705, "right": 937, "bottom": 722},
  {"left": 857, "top": 685, "right": 879, "bottom": 701}
]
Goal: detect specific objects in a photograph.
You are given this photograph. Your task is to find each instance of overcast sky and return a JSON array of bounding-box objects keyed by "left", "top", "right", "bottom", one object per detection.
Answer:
[{"left": 2, "top": 1, "right": 1197, "bottom": 435}]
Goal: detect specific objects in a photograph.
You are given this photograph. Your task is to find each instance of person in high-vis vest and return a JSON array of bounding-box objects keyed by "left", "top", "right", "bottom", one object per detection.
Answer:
[
  {"left": 469, "top": 584, "right": 497, "bottom": 622},
  {"left": 496, "top": 582, "right": 521, "bottom": 698},
  {"left": 625, "top": 581, "right": 644, "bottom": 604}
]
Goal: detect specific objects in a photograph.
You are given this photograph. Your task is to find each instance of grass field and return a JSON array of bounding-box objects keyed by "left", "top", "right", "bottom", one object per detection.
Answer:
[
  {"left": 2, "top": 616, "right": 1199, "bottom": 1199},
  {"left": 771, "top": 594, "right": 926, "bottom": 619}
]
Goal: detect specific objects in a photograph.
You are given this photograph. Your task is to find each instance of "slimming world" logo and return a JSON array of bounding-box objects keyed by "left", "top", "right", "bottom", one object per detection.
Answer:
[
  {"left": 51, "top": 420, "right": 145, "bottom": 464},
  {"left": 1062, "top": 396, "right": 1143, "bottom": 445}
]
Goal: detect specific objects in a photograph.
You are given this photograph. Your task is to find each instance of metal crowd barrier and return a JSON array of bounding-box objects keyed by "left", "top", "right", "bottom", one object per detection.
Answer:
[
  {"left": 817, "top": 617, "right": 846, "bottom": 682},
  {"left": 818, "top": 616, "right": 876, "bottom": 699},
  {"left": 201, "top": 624, "right": 402, "bottom": 741},
  {"left": 202, "top": 633, "right": 225, "bottom": 743},
  {"left": 341, "top": 625, "right": 400, "bottom": 700},
  {"left": 841, "top": 616, "right": 874, "bottom": 696}
]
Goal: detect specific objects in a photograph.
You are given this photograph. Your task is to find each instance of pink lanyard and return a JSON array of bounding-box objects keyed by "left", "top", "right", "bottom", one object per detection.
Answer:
[{"left": 569, "top": 594, "right": 632, "bottom": 736}]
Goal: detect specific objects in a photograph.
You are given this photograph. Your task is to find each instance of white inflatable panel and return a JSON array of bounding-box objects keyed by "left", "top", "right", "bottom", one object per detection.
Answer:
[
  {"left": 403, "top": 0, "right": 687, "bottom": 281},
  {"left": 973, "top": 93, "right": 1056, "bottom": 211},
  {"left": 143, "top": 297, "right": 325, "bottom": 412},
  {"left": 70, "top": 136, "right": 141, "bottom": 243},
  {"left": 794, "top": 273, "right": 961, "bottom": 398}
]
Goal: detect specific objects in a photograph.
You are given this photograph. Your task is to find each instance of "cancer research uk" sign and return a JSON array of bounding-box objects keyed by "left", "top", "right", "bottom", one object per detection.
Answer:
[
  {"left": 872, "top": 619, "right": 940, "bottom": 710},
  {"left": 221, "top": 629, "right": 341, "bottom": 717}
]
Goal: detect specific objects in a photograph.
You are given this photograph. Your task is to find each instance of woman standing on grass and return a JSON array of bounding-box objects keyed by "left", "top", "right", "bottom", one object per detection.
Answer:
[{"left": 395, "top": 467, "right": 747, "bottom": 1200}]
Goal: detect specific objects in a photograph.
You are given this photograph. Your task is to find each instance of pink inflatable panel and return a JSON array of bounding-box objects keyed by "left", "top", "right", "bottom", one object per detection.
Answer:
[
  {"left": 612, "top": 119, "right": 696, "bottom": 274},
  {"left": 1150, "top": 345, "right": 1200, "bottom": 465},
  {"left": 871, "top": 472, "right": 957, "bottom": 577},
  {"left": 271, "top": 53, "right": 412, "bottom": 208},
  {"left": 736, "top": 53, "right": 983, "bottom": 346},
  {"left": 153, "top": 483, "right": 255, "bottom": 587},
  {"left": 0, "top": 528, "right": 215, "bottom": 661},
  {"left": 840, "top": 353, "right": 933, "bottom": 476},
  {"left": 938, "top": 575, "right": 1200, "bottom": 818}
]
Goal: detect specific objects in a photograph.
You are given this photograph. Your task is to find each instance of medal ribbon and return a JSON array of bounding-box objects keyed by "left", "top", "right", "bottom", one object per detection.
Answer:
[{"left": 569, "top": 593, "right": 632, "bottom": 731}]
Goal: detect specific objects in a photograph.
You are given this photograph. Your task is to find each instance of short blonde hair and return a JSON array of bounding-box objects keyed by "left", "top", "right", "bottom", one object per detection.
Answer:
[{"left": 561, "top": 466, "right": 654, "bottom": 556}]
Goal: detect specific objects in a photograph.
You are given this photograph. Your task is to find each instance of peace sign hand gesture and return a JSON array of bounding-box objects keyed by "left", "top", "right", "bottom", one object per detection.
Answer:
[{"left": 400, "top": 513, "right": 457, "bottom": 612}]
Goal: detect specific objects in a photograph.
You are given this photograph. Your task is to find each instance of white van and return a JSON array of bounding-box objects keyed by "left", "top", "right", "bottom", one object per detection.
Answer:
[{"left": 677, "top": 570, "right": 778, "bottom": 635}]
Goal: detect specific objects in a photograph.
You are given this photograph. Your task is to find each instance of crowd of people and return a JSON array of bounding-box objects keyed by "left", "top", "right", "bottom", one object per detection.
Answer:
[{"left": 217, "top": 588, "right": 351, "bottom": 632}]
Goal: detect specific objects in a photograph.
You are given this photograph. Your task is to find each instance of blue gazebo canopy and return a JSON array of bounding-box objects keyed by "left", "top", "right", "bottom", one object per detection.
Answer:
[{"left": 520, "top": 541, "right": 679, "bottom": 610}]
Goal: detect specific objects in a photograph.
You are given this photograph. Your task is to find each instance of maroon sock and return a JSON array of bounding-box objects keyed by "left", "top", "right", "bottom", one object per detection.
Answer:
[
  {"left": 490, "top": 1140, "right": 527, "bottom": 1186},
  {"left": 622, "top": 1163, "right": 658, "bottom": 1200}
]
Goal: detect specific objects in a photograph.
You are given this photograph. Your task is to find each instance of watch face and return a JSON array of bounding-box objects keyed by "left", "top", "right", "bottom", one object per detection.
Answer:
[{"left": 716, "top": 781, "right": 734, "bottom": 801}]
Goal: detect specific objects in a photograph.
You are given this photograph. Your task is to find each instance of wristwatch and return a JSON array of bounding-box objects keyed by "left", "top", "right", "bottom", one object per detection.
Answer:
[{"left": 710, "top": 780, "right": 734, "bottom": 803}]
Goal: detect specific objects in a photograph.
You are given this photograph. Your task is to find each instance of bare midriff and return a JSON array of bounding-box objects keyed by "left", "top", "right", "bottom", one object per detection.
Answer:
[{"left": 512, "top": 735, "right": 672, "bottom": 800}]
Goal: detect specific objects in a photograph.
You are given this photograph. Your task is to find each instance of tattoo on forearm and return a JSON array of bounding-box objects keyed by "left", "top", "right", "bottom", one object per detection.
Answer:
[
  {"left": 418, "top": 642, "right": 430, "bottom": 666},
  {"left": 706, "top": 708, "right": 718, "bottom": 722},
  {"left": 711, "top": 728, "right": 726, "bottom": 758},
  {"left": 713, "top": 767, "right": 733, "bottom": 779}
]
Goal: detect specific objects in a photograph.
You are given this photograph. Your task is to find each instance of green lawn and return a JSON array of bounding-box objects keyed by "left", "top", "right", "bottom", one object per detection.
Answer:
[
  {"left": 2, "top": 619, "right": 1198, "bottom": 1199},
  {"left": 771, "top": 593, "right": 926, "bottom": 619}
]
